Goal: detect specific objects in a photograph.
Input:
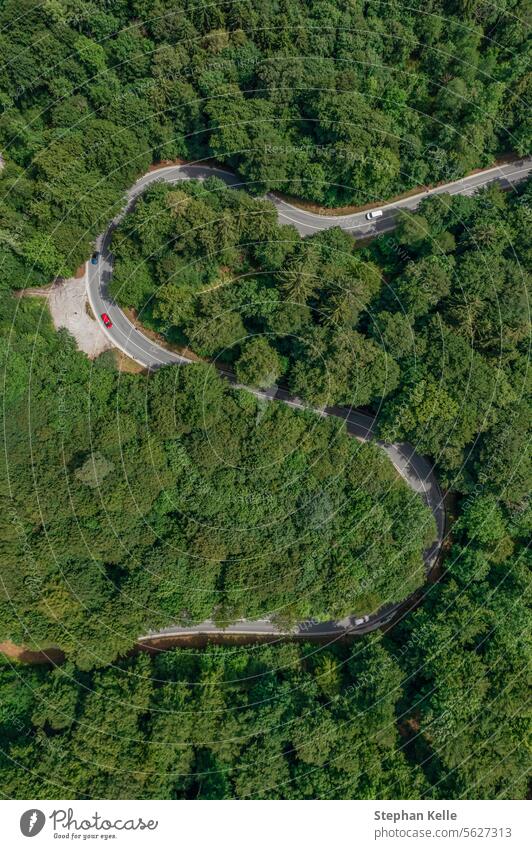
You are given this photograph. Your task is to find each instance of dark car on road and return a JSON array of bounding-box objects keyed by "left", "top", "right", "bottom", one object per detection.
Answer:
[{"left": 91, "top": 252, "right": 99, "bottom": 265}]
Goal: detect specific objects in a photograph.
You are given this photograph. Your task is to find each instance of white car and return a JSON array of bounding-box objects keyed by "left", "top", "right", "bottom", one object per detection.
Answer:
[
  {"left": 354, "top": 615, "right": 370, "bottom": 626},
  {"left": 366, "top": 209, "right": 383, "bottom": 221}
]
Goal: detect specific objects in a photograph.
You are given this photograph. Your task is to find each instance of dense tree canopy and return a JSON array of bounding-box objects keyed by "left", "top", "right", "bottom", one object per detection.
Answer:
[
  {"left": 110, "top": 178, "right": 395, "bottom": 408},
  {"left": 371, "top": 182, "right": 531, "bottom": 490},
  {"left": 1, "top": 181, "right": 529, "bottom": 800},
  {"left": 0, "top": 286, "right": 434, "bottom": 666},
  {"left": 0, "top": 0, "right": 530, "bottom": 284},
  {"left": 110, "top": 177, "right": 531, "bottom": 489},
  {"left": 0, "top": 0, "right": 529, "bottom": 803},
  {"left": 0, "top": 639, "right": 430, "bottom": 800}
]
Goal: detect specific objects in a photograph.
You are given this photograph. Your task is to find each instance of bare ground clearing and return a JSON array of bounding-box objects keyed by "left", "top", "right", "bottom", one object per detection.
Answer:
[{"left": 20, "top": 276, "right": 112, "bottom": 358}]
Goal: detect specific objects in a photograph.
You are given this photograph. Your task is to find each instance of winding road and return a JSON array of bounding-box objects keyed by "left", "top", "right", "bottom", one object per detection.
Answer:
[{"left": 85, "top": 157, "right": 531, "bottom": 640}]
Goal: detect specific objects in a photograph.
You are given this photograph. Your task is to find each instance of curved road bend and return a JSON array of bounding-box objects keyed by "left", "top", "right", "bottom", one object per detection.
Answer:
[{"left": 87, "top": 158, "right": 531, "bottom": 639}]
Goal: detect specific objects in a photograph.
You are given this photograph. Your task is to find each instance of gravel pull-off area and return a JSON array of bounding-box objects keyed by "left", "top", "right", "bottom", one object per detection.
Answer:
[{"left": 24, "top": 275, "right": 112, "bottom": 359}]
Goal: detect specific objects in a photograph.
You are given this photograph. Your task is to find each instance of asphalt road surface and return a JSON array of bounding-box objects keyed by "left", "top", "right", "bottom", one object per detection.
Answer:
[{"left": 86, "top": 157, "right": 531, "bottom": 639}]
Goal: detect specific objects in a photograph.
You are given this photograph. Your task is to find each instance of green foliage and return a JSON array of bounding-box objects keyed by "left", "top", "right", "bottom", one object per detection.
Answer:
[
  {"left": 0, "top": 292, "right": 433, "bottom": 663},
  {"left": 235, "top": 337, "right": 282, "bottom": 388},
  {"left": 91, "top": 181, "right": 532, "bottom": 801},
  {"left": 111, "top": 181, "right": 393, "bottom": 408},
  {"left": 373, "top": 184, "right": 531, "bottom": 488},
  {"left": 0, "top": 0, "right": 529, "bottom": 803},
  {"left": 390, "top": 496, "right": 531, "bottom": 799},
  {"left": 0, "top": 0, "right": 529, "bottom": 283},
  {"left": 0, "top": 641, "right": 429, "bottom": 800}
]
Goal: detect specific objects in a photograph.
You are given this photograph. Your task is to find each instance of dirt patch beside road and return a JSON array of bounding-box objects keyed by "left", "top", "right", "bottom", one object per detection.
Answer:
[
  {"left": 0, "top": 640, "right": 64, "bottom": 665},
  {"left": 21, "top": 275, "right": 112, "bottom": 359}
]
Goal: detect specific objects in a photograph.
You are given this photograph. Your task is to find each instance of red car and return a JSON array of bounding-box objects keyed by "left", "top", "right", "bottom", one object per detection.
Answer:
[{"left": 100, "top": 312, "right": 113, "bottom": 328}]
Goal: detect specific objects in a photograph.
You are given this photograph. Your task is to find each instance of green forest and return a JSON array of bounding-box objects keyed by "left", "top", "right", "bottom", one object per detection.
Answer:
[
  {"left": 110, "top": 178, "right": 397, "bottom": 407},
  {"left": 0, "top": 297, "right": 435, "bottom": 664},
  {"left": 0, "top": 0, "right": 530, "bottom": 803},
  {"left": 109, "top": 175, "right": 532, "bottom": 462},
  {"left": 1, "top": 603, "right": 529, "bottom": 799},
  {"left": 0, "top": 0, "right": 530, "bottom": 284}
]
